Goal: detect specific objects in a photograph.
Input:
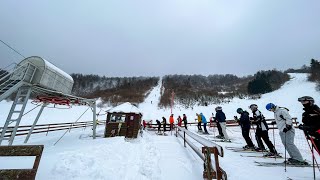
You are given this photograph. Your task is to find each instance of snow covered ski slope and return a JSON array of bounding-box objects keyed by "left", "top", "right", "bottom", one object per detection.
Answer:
[{"left": 0, "top": 73, "right": 319, "bottom": 179}]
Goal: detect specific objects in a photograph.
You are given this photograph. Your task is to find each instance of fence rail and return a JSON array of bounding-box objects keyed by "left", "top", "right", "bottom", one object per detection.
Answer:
[
  {"left": 144, "top": 118, "right": 299, "bottom": 130},
  {"left": 176, "top": 126, "right": 227, "bottom": 180},
  {"left": 0, "top": 120, "right": 106, "bottom": 138}
]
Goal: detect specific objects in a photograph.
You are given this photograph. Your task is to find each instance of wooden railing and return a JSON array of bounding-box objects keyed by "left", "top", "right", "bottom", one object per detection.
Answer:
[
  {"left": 176, "top": 126, "right": 227, "bottom": 180},
  {"left": 144, "top": 117, "right": 299, "bottom": 130},
  {"left": 0, "top": 120, "right": 106, "bottom": 138},
  {"left": 0, "top": 145, "right": 44, "bottom": 180}
]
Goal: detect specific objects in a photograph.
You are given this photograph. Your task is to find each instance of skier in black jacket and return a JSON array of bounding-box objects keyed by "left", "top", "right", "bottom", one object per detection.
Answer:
[
  {"left": 162, "top": 117, "right": 167, "bottom": 132},
  {"left": 182, "top": 114, "right": 188, "bottom": 129},
  {"left": 156, "top": 119, "right": 162, "bottom": 134},
  {"left": 249, "top": 104, "right": 278, "bottom": 156},
  {"left": 236, "top": 108, "right": 255, "bottom": 150},
  {"left": 298, "top": 96, "right": 320, "bottom": 154}
]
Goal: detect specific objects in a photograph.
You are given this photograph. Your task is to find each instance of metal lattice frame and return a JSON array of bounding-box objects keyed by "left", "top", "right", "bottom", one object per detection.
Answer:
[{"left": 0, "top": 63, "right": 97, "bottom": 145}]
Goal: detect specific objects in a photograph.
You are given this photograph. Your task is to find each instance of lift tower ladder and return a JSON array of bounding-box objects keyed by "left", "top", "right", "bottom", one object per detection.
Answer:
[{"left": 0, "top": 63, "right": 36, "bottom": 145}]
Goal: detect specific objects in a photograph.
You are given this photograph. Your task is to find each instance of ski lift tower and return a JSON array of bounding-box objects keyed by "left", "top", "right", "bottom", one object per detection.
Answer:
[{"left": 0, "top": 56, "right": 97, "bottom": 145}]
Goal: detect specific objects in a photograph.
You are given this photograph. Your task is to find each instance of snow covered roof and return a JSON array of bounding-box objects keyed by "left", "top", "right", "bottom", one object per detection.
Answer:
[
  {"left": 42, "top": 58, "right": 74, "bottom": 83},
  {"left": 107, "top": 102, "right": 142, "bottom": 115}
]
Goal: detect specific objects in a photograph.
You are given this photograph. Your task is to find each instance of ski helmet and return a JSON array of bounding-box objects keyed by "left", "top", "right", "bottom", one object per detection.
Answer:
[
  {"left": 298, "top": 96, "right": 314, "bottom": 104},
  {"left": 215, "top": 106, "right": 222, "bottom": 111},
  {"left": 249, "top": 104, "right": 258, "bottom": 110},
  {"left": 266, "top": 103, "right": 276, "bottom": 111},
  {"left": 236, "top": 108, "right": 243, "bottom": 114}
]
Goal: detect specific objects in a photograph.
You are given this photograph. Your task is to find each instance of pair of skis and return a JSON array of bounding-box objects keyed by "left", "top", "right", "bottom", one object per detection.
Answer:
[
  {"left": 240, "top": 154, "right": 283, "bottom": 158},
  {"left": 225, "top": 146, "right": 264, "bottom": 152},
  {"left": 254, "top": 161, "right": 313, "bottom": 167}
]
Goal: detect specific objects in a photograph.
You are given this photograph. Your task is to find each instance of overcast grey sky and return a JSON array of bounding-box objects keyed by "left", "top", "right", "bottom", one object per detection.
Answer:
[{"left": 0, "top": 0, "right": 319, "bottom": 77}]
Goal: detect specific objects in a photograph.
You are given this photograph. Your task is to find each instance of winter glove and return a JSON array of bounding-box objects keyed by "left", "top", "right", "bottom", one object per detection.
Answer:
[
  {"left": 298, "top": 124, "right": 313, "bottom": 132},
  {"left": 234, "top": 116, "right": 238, "bottom": 120},
  {"left": 283, "top": 125, "right": 292, "bottom": 133},
  {"left": 271, "top": 121, "right": 276, "bottom": 125}
]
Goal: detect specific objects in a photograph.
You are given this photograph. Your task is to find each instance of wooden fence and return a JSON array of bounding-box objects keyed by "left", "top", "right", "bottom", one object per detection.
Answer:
[
  {"left": 0, "top": 120, "right": 106, "bottom": 138},
  {"left": 144, "top": 118, "right": 299, "bottom": 131},
  {"left": 176, "top": 126, "right": 227, "bottom": 180},
  {"left": 0, "top": 145, "right": 44, "bottom": 180}
]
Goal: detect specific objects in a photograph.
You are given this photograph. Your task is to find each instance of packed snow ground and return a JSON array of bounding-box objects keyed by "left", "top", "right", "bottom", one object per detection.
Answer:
[{"left": 1, "top": 73, "right": 320, "bottom": 180}]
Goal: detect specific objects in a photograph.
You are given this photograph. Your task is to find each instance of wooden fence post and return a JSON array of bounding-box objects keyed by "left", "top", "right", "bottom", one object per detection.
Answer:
[{"left": 214, "top": 147, "right": 222, "bottom": 180}]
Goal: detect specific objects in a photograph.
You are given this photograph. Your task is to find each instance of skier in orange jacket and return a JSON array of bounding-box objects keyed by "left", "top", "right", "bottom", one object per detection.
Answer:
[{"left": 169, "top": 114, "right": 174, "bottom": 131}]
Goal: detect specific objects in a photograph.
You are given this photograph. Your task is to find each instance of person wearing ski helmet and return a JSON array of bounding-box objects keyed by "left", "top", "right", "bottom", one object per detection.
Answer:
[
  {"left": 182, "top": 114, "right": 188, "bottom": 130},
  {"left": 266, "top": 103, "right": 306, "bottom": 164},
  {"left": 215, "top": 106, "right": 230, "bottom": 141},
  {"left": 200, "top": 113, "right": 209, "bottom": 134},
  {"left": 298, "top": 96, "right": 320, "bottom": 155},
  {"left": 156, "top": 119, "right": 162, "bottom": 134},
  {"left": 169, "top": 114, "right": 174, "bottom": 131},
  {"left": 236, "top": 108, "right": 255, "bottom": 150},
  {"left": 196, "top": 113, "right": 203, "bottom": 132},
  {"left": 249, "top": 104, "right": 278, "bottom": 156},
  {"left": 213, "top": 110, "right": 224, "bottom": 139}
]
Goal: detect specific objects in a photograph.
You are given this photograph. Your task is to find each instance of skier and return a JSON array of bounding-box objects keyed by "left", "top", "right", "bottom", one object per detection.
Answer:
[
  {"left": 297, "top": 96, "right": 320, "bottom": 155},
  {"left": 215, "top": 106, "right": 230, "bottom": 141},
  {"left": 156, "top": 119, "right": 162, "bottom": 134},
  {"left": 249, "top": 104, "right": 278, "bottom": 156},
  {"left": 162, "top": 117, "right": 167, "bottom": 132},
  {"left": 196, "top": 113, "right": 203, "bottom": 132},
  {"left": 169, "top": 114, "right": 174, "bottom": 131},
  {"left": 266, "top": 103, "right": 306, "bottom": 164},
  {"left": 177, "top": 115, "right": 182, "bottom": 127},
  {"left": 200, "top": 113, "right": 209, "bottom": 134},
  {"left": 182, "top": 114, "right": 188, "bottom": 129},
  {"left": 214, "top": 113, "right": 224, "bottom": 139},
  {"left": 235, "top": 108, "right": 255, "bottom": 150},
  {"left": 142, "top": 120, "right": 146, "bottom": 130}
]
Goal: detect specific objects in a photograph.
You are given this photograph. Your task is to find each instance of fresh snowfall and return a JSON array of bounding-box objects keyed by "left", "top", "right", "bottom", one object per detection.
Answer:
[{"left": 1, "top": 73, "right": 320, "bottom": 180}]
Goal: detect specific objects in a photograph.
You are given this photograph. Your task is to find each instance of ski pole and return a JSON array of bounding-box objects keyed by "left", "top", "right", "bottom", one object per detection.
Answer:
[
  {"left": 312, "top": 145, "right": 316, "bottom": 180},
  {"left": 304, "top": 132, "right": 320, "bottom": 172},
  {"left": 272, "top": 124, "right": 276, "bottom": 161},
  {"left": 284, "top": 128, "right": 287, "bottom": 172}
]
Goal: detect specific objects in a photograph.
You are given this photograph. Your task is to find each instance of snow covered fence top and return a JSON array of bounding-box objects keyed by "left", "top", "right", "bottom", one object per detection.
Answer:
[
  {"left": 177, "top": 127, "right": 223, "bottom": 157},
  {"left": 106, "top": 102, "right": 143, "bottom": 115}
]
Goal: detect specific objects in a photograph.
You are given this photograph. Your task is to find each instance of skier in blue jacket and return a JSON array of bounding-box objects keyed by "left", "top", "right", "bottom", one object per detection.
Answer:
[{"left": 200, "top": 113, "right": 209, "bottom": 134}]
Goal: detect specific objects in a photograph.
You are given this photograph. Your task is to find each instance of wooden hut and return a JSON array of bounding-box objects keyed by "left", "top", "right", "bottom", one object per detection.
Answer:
[{"left": 104, "top": 102, "right": 142, "bottom": 138}]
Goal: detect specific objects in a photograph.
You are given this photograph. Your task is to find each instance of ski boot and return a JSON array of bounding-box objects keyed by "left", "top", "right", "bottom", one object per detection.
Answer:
[
  {"left": 215, "top": 135, "right": 224, "bottom": 139},
  {"left": 243, "top": 145, "right": 255, "bottom": 150},
  {"left": 284, "top": 158, "right": 309, "bottom": 165},
  {"left": 263, "top": 152, "right": 281, "bottom": 158},
  {"left": 255, "top": 147, "right": 267, "bottom": 152}
]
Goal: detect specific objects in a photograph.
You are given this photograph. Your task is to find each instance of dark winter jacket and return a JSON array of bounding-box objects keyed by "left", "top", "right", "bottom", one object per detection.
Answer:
[
  {"left": 162, "top": 117, "right": 167, "bottom": 125},
  {"left": 215, "top": 110, "right": 226, "bottom": 123},
  {"left": 183, "top": 116, "right": 187, "bottom": 124},
  {"left": 156, "top": 120, "right": 161, "bottom": 126},
  {"left": 239, "top": 111, "right": 251, "bottom": 129},
  {"left": 302, "top": 104, "right": 320, "bottom": 135},
  {"left": 251, "top": 110, "right": 269, "bottom": 131}
]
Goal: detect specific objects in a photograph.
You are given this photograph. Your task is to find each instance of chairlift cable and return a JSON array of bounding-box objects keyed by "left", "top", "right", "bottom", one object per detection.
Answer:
[
  {"left": 0, "top": 39, "right": 26, "bottom": 59},
  {"left": 54, "top": 107, "right": 90, "bottom": 146},
  {"left": 23, "top": 103, "right": 42, "bottom": 116}
]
